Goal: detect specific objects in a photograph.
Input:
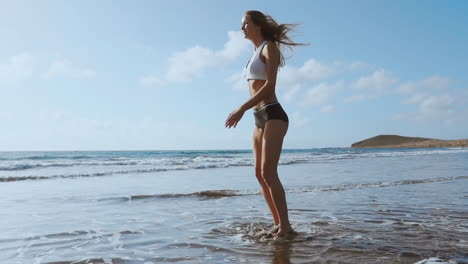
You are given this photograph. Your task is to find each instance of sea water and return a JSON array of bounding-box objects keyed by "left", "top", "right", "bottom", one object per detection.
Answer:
[{"left": 0, "top": 148, "right": 467, "bottom": 263}]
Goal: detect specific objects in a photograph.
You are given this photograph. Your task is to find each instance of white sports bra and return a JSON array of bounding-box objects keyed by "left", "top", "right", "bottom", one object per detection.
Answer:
[{"left": 244, "top": 41, "right": 268, "bottom": 81}]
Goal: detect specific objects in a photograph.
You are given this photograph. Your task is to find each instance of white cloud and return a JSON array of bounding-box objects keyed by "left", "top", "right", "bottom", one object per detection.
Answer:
[
  {"left": 298, "top": 58, "right": 337, "bottom": 81},
  {"left": 149, "top": 30, "right": 250, "bottom": 85},
  {"left": 0, "top": 52, "right": 35, "bottom": 82},
  {"left": 282, "top": 84, "right": 301, "bottom": 103},
  {"left": 419, "top": 94, "right": 455, "bottom": 114},
  {"left": 353, "top": 69, "right": 399, "bottom": 91},
  {"left": 344, "top": 94, "right": 367, "bottom": 103},
  {"left": 394, "top": 94, "right": 458, "bottom": 124},
  {"left": 394, "top": 75, "right": 467, "bottom": 124},
  {"left": 320, "top": 105, "right": 335, "bottom": 113},
  {"left": 302, "top": 81, "right": 343, "bottom": 106},
  {"left": 44, "top": 59, "right": 96, "bottom": 79},
  {"left": 140, "top": 75, "right": 164, "bottom": 88},
  {"left": 166, "top": 46, "right": 215, "bottom": 82},
  {"left": 216, "top": 31, "right": 251, "bottom": 61},
  {"left": 402, "top": 93, "right": 427, "bottom": 104},
  {"left": 291, "top": 112, "right": 310, "bottom": 128},
  {"left": 271, "top": 59, "right": 342, "bottom": 107},
  {"left": 398, "top": 76, "right": 452, "bottom": 106},
  {"left": 348, "top": 61, "right": 371, "bottom": 71},
  {"left": 225, "top": 72, "right": 246, "bottom": 91},
  {"left": 278, "top": 58, "right": 338, "bottom": 88},
  {"left": 347, "top": 69, "right": 399, "bottom": 101},
  {"left": 414, "top": 93, "right": 464, "bottom": 124},
  {"left": 398, "top": 75, "right": 449, "bottom": 94}
]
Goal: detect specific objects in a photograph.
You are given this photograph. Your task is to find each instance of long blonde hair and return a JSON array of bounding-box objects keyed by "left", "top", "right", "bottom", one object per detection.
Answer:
[{"left": 245, "top": 10, "right": 308, "bottom": 67}]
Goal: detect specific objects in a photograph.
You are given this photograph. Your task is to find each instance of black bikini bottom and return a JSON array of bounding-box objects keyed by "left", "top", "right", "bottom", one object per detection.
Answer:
[{"left": 253, "top": 101, "right": 289, "bottom": 129}]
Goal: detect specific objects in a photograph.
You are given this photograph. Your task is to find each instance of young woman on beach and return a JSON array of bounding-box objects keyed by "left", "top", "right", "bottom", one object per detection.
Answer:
[{"left": 225, "top": 10, "right": 305, "bottom": 238}]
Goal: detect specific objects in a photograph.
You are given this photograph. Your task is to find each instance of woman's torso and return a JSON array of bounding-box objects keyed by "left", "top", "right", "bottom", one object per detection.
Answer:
[
  {"left": 249, "top": 80, "right": 278, "bottom": 109},
  {"left": 244, "top": 41, "right": 278, "bottom": 109}
]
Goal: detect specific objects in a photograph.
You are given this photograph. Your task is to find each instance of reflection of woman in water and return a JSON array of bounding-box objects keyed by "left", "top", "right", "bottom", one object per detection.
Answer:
[{"left": 225, "top": 10, "right": 306, "bottom": 238}]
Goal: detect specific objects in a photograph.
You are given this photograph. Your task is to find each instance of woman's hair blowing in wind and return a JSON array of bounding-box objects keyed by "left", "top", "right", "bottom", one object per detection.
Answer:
[{"left": 245, "top": 10, "right": 308, "bottom": 67}]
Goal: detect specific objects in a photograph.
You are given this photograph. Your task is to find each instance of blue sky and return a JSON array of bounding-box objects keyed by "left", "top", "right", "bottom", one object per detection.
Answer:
[{"left": 1, "top": 0, "right": 467, "bottom": 150}]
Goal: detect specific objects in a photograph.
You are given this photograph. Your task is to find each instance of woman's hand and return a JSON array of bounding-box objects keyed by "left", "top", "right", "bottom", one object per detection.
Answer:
[{"left": 225, "top": 108, "right": 245, "bottom": 128}]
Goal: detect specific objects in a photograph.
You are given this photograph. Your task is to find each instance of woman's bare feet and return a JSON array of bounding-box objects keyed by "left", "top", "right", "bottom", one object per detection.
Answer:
[
  {"left": 254, "top": 224, "right": 280, "bottom": 239},
  {"left": 262, "top": 225, "right": 280, "bottom": 238},
  {"left": 270, "top": 225, "right": 280, "bottom": 234},
  {"left": 275, "top": 226, "right": 296, "bottom": 239}
]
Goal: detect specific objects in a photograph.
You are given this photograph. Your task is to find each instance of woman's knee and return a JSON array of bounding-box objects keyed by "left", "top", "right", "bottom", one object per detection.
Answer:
[
  {"left": 257, "top": 167, "right": 277, "bottom": 187},
  {"left": 261, "top": 161, "right": 277, "bottom": 175},
  {"left": 255, "top": 167, "right": 264, "bottom": 181},
  {"left": 261, "top": 168, "right": 279, "bottom": 186}
]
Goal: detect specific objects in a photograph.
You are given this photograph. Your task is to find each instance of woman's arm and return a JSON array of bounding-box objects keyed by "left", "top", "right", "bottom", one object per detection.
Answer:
[{"left": 239, "top": 42, "right": 280, "bottom": 112}]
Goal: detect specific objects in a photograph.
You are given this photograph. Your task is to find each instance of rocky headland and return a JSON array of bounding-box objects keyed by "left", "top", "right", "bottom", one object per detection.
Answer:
[{"left": 351, "top": 135, "right": 468, "bottom": 148}]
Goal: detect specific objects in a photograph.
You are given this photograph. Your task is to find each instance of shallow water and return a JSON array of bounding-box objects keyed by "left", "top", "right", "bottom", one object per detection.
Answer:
[{"left": 0, "top": 148, "right": 467, "bottom": 263}]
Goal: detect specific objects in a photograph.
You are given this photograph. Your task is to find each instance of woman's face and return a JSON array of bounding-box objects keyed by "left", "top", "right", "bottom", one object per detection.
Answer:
[{"left": 241, "top": 15, "right": 260, "bottom": 40}]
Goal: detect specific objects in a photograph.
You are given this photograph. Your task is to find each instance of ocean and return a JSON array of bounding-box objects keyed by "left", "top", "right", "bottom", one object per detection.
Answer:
[{"left": 0, "top": 148, "right": 467, "bottom": 263}]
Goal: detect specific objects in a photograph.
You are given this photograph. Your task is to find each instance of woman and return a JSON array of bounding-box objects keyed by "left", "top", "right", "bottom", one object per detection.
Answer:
[{"left": 225, "top": 10, "right": 305, "bottom": 238}]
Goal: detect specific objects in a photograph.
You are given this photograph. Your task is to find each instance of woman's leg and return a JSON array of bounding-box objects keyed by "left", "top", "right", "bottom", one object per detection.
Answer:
[
  {"left": 253, "top": 126, "right": 280, "bottom": 226},
  {"left": 261, "top": 119, "right": 292, "bottom": 236}
]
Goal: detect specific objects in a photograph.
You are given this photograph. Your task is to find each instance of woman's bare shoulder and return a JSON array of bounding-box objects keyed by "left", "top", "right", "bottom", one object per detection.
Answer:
[
  {"left": 264, "top": 41, "right": 279, "bottom": 52},
  {"left": 262, "top": 41, "right": 279, "bottom": 62}
]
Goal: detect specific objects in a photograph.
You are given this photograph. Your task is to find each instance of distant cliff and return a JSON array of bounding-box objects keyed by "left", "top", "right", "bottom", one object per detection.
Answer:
[{"left": 351, "top": 135, "right": 468, "bottom": 148}]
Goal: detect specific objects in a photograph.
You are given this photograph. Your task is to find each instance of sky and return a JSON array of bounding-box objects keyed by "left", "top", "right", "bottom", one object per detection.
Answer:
[{"left": 1, "top": 0, "right": 467, "bottom": 151}]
